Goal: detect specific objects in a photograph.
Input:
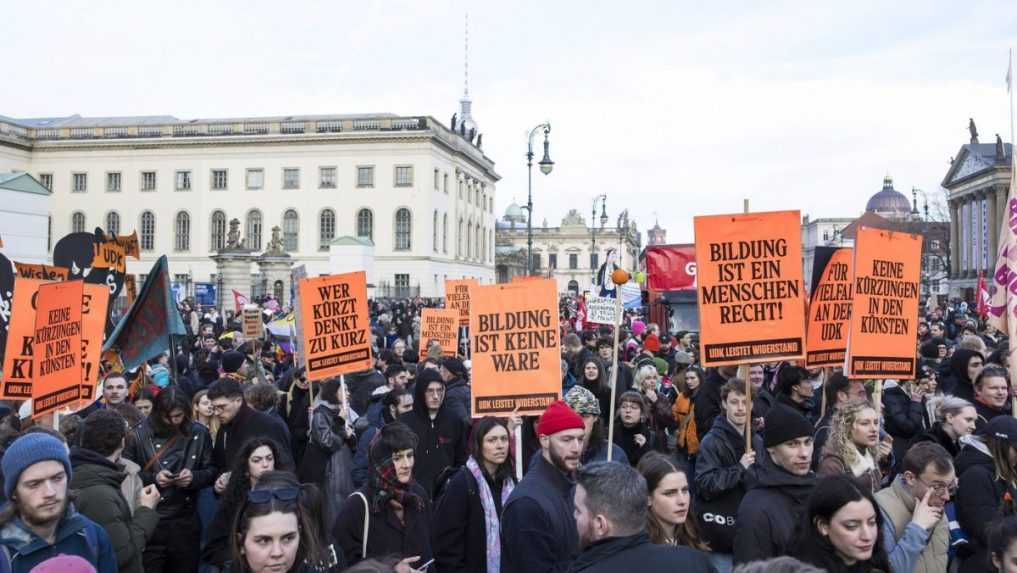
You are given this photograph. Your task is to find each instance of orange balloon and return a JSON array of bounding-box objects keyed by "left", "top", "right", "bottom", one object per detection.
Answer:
[{"left": 611, "top": 268, "right": 630, "bottom": 285}]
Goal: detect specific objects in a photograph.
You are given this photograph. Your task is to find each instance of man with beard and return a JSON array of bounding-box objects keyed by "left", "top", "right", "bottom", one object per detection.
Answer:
[
  {"left": 733, "top": 405, "right": 817, "bottom": 564},
  {"left": 75, "top": 372, "right": 130, "bottom": 419},
  {"left": 501, "top": 401, "right": 586, "bottom": 573},
  {"left": 570, "top": 463, "right": 714, "bottom": 572},
  {"left": 0, "top": 433, "right": 117, "bottom": 572}
]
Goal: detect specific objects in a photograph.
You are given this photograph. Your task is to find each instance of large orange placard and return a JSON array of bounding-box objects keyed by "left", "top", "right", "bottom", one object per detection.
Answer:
[
  {"left": 806, "top": 248, "right": 854, "bottom": 367},
  {"left": 298, "top": 271, "right": 372, "bottom": 381},
  {"left": 32, "top": 281, "right": 84, "bottom": 418},
  {"left": 418, "top": 308, "right": 459, "bottom": 361},
  {"left": 694, "top": 210, "right": 806, "bottom": 366},
  {"left": 845, "top": 227, "right": 922, "bottom": 379},
  {"left": 470, "top": 279, "right": 560, "bottom": 417},
  {"left": 445, "top": 279, "right": 478, "bottom": 327},
  {"left": 1, "top": 278, "right": 51, "bottom": 399},
  {"left": 80, "top": 283, "right": 110, "bottom": 402}
]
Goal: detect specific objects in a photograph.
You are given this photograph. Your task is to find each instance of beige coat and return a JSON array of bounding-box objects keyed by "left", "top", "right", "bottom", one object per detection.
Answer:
[{"left": 874, "top": 476, "right": 949, "bottom": 573}]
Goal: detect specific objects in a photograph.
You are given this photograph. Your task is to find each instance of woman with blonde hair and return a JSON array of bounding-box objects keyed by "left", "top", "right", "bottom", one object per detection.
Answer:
[{"left": 817, "top": 400, "right": 892, "bottom": 493}]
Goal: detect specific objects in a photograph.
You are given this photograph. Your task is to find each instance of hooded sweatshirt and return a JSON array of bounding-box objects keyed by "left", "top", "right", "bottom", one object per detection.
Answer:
[
  {"left": 941, "top": 349, "right": 982, "bottom": 403},
  {"left": 733, "top": 454, "right": 816, "bottom": 564},
  {"left": 398, "top": 375, "right": 468, "bottom": 498},
  {"left": 955, "top": 436, "right": 1015, "bottom": 573}
]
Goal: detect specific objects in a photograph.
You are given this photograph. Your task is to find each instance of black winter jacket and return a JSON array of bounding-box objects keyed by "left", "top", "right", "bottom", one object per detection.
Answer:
[
  {"left": 693, "top": 370, "right": 726, "bottom": 442},
  {"left": 955, "top": 439, "right": 1016, "bottom": 573},
  {"left": 432, "top": 465, "right": 513, "bottom": 573},
  {"left": 333, "top": 482, "right": 433, "bottom": 567},
  {"left": 612, "top": 421, "right": 654, "bottom": 466},
  {"left": 346, "top": 369, "right": 387, "bottom": 417},
  {"left": 733, "top": 455, "right": 816, "bottom": 564},
  {"left": 123, "top": 420, "right": 216, "bottom": 519},
  {"left": 912, "top": 422, "right": 961, "bottom": 458},
  {"left": 941, "top": 348, "right": 982, "bottom": 402},
  {"left": 398, "top": 381, "right": 468, "bottom": 498},
  {"left": 974, "top": 400, "right": 1007, "bottom": 432},
  {"left": 881, "top": 384, "right": 928, "bottom": 464},
  {"left": 443, "top": 376, "right": 471, "bottom": 422},
  {"left": 212, "top": 402, "right": 293, "bottom": 474},
  {"left": 568, "top": 533, "right": 715, "bottom": 573},
  {"left": 694, "top": 416, "right": 763, "bottom": 553},
  {"left": 501, "top": 455, "right": 578, "bottom": 573}
]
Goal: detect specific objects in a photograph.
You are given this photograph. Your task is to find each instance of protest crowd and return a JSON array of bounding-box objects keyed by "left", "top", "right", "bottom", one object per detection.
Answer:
[{"left": 5, "top": 225, "right": 1017, "bottom": 573}]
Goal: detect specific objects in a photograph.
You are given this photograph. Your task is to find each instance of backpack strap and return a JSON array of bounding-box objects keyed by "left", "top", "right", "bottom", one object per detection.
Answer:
[{"left": 350, "top": 491, "right": 369, "bottom": 558}]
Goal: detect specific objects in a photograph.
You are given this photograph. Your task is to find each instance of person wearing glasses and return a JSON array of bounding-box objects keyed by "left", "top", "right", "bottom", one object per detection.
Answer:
[
  {"left": 956, "top": 416, "right": 1017, "bottom": 573},
  {"left": 207, "top": 378, "right": 293, "bottom": 477},
  {"left": 398, "top": 369, "right": 467, "bottom": 498},
  {"left": 874, "top": 442, "right": 955, "bottom": 573}
]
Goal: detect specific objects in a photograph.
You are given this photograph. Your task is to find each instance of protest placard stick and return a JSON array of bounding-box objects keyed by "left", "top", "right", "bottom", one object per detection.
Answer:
[
  {"left": 745, "top": 373, "right": 753, "bottom": 454},
  {"left": 873, "top": 379, "right": 884, "bottom": 426},
  {"left": 820, "top": 368, "right": 830, "bottom": 419},
  {"left": 606, "top": 288, "right": 623, "bottom": 463},
  {"left": 515, "top": 426, "right": 523, "bottom": 482}
]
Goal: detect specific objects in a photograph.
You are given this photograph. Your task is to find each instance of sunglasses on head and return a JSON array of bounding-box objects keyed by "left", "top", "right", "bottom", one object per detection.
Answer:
[{"left": 247, "top": 487, "right": 299, "bottom": 504}]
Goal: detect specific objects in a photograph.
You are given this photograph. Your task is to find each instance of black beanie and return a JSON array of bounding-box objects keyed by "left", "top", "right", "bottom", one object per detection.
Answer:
[
  {"left": 763, "top": 405, "right": 814, "bottom": 448},
  {"left": 221, "top": 350, "right": 246, "bottom": 374}
]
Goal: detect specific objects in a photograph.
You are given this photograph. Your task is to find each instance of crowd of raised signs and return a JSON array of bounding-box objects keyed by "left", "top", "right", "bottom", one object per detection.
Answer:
[{"left": 3, "top": 293, "right": 1017, "bottom": 573}]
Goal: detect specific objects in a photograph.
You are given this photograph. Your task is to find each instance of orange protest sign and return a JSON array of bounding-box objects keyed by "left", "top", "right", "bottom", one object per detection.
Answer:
[
  {"left": 92, "top": 238, "right": 127, "bottom": 273},
  {"left": 418, "top": 308, "right": 459, "bottom": 360},
  {"left": 1, "top": 278, "right": 51, "bottom": 399},
  {"left": 470, "top": 278, "right": 561, "bottom": 417},
  {"left": 694, "top": 210, "right": 806, "bottom": 366},
  {"left": 80, "top": 283, "right": 110, "bottom": 402},
  {"left": 298, "top": 271, "right": 372, "bottom": 381},
  {"left": 845, "top": 227, "right": 922, "bottom": 379},
  {"left": 32, "top": 280, "right": 84, "bottom": 418},
  {"left": 806, "top": 248, "right": 854, "bottom": 367},
  {"left": 14, "top": 262, "right": 69, "bottom": 281},
  {"left": 115, "top": 231, "right": 141, "bottom": 260},
  {"left": 445, "top": 278, "right": 478, "bottom": 327}
]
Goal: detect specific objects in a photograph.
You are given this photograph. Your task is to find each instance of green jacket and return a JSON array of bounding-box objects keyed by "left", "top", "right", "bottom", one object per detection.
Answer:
[{"left": 69, "top": 447, "right": 159, "bottom": 573}]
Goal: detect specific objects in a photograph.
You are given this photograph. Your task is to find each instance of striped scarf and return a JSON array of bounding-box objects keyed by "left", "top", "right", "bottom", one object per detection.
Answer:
[{"left": 466, "top": 456, "right": 515, "bottom": 573}]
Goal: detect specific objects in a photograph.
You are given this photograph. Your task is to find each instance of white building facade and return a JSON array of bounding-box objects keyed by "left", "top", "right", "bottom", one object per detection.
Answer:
[
  {"left": 0, "top": 172, "right": 52, "bottom": 264},
  {"left": 800, "top": 215, "right": 854, "bottom": 283},
  {"left": 0, "top": 113, "right": 499, "bottom": 299}
]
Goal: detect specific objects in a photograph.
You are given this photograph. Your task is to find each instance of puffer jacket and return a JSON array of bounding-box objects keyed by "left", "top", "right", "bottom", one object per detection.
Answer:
[{"left": 0, "top": 510, "right": 117, "bottom": 573}]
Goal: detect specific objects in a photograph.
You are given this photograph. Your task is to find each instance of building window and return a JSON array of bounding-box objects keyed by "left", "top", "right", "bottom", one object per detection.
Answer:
[
  {"left": 357, "top": 166, "right": 374, "bottom": 188},
  {"left": 140, "top": 211, "right": 156, "bottom": 251},
  {"left": 140, "top": 171, "right": 157, "bottom": 192},
  {"left": 175, "top": 212, "right": 190, "bottom": 251},
  {"left": 395, "top": 274, "right": 410, "bottom": 288},
  {"left": 210, "top": 210, "right": 227, "bottom": 251},
  {"left": 246, "top": 169, "right": 264, "bottom": 190},
  {"left": 442, "top": 214, "right": 448, "bottom": 253},
  {"left": 106, "top": 172, "right": 121, "bottom": 193},
  {"left": 283, "top": 209, "right": 299, "bottom": 251},
  {"left": 319, "top": 167, "right": 337, "bottom": 189},
  {"left": 211, "top": 169, "right": 228, "bottom": 190},
  {"left": 283, "top": 168, "right": 300, "bottom": 190},
  {"left": 490, "top": 230, "right": 494, "bottom": 260},
  {"left": 394, "top": 166, "right": 413, "bottom": 187},
  {"left": 71, "top": 212, "right": 86, "bottom": 233},
  {"left": 433, "top": 169, "right": 439, "bottom": 190},
  {"left": 246, "top": 210, "right": 262, "bottom": 251},
  {"left": 466, "top": 222, "right": 473, "bottom": 257},
  {"left": 590, "top": 253, "right": 599, "bottom": 269},
  {"left": 39, "top": 173, "right": 53, "bottom": 190},
  {"left": 569, "top": 253, "right": 578, "bottom": 270},
  {"left": 72, "top": 173, "right": 88, "bottom": 193},
  {"left": 822, "top": 231, "right": 830, "bottom": 241},
  {"left": 105, "top": 211, "right": 120, "bottom": 236},
  {"left": 432, "top": 211, "right": 439, "bottom": 251},
  {"left": 357, "top": 209, "right": 373, "bottom": 240},
  {"left": 443, "top": 173, "right": 449, "bottom": 193},
  {"left": 931, "top": 239, "right": 941, "bottom": 250},
  {"left": 531, "top": 253, "right": 541, "bottom": 270},
  {"left": 549, "top": 253, "right": 558, "bottom": 269},
  {"left": 458, "top": 219, "right": 464, "bottom": 256},
  {"left": 319, "top": 209, "right": 336, "bottom": 251},
  {"left": 176, "top": 170, "right": 192, "bottom": 191},
  {"left": 395, "top": 208, "right": 412, "bottom": 251}
]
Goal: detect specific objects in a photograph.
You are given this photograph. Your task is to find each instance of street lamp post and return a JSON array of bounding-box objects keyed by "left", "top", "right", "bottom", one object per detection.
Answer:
[
  {"left": 591, "top": 194, "right": 607, "bottom": 284},
  {"left": 526, "top": 123, "right": 554, "bottom": 275}
]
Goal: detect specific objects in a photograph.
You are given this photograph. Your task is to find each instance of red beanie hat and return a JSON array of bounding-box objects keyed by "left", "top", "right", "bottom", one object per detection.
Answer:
[
  {"left": 537, "top": 400, "right": 585, "bottom": 436},
  {"left": 644, "top": 333, "right": 660, "bottom": 352}
]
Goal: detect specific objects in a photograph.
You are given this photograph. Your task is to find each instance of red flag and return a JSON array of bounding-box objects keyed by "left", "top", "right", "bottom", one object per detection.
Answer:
[
  {"left": 232, "top": 289, "right": 250, "bottom": 314},
  {"left": 977, "top": 272, "right": 990, "bottom": 319}
]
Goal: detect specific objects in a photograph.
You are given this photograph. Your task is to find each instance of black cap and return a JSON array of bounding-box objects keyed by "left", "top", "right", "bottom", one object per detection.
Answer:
[
  {"left": 763, "top": 405, "right": 814, "bottom": 448},
  {"left": 979, "top": 415, "right": 1017, "bottom": 449}
]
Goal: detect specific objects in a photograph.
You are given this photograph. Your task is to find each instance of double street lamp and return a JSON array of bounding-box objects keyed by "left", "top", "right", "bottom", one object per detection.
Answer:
[{"left": 526, "top": 123, "right": 554, "bottom": 275}]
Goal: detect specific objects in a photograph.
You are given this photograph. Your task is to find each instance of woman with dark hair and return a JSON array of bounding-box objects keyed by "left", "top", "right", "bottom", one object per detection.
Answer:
[
  {"left": 613, "top": 390, "right": 655, "bottom": 465},
  {"left": 672, "top": 366, "right": 704, "bottom": 466},
  {"left": 133, "top": 386, "right": 157, "bottom": 418},
  {"left": 124, "top": 387, "right": 215, "bottom": 573},
  {"left": 202, "top": 437, "right": 292, "bottom": 569},
  {"left": 989, "top": 514, "right": 1017, "bottom": 573},
  {"left": 578, "top": 356, "right": 612, "bottom": 424},
  {"left": 432, "top": 416, "right": 517, "bottom": 572},
  {"left": 299, "top": 377, "right": 356, "bottom": 528},
  {"left": 333, "top": 422, "right": 433, "bottom": 572},
  {"left": 636, "top": 451, "right": 708, "bottom": 551},
  {"left": 956, "top": 416, "right": 1017, "bottom": 573},
  {"left": 229, "top": 471, "right": 335, "bottom": 573},
  {"left": 792, "top": 475, "right": 891, "bottom": 572}
]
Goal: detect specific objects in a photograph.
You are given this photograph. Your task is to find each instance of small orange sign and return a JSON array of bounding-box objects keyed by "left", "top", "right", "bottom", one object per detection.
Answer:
[
  {"left": 1, "top": 278, "right": 50, "bottom": 399},
  {"left": 845, "top": 227, "right": 922, "bottom": 379},
  {"left": 805, "top": 248, "right": 854, "bottom": 367},
  {"left": 32, "top": 280, "right": 84, "bottom": 418},
  {"left": 418, "top": 308, "right": 460, "bottom": 360},
  {"left": 80, "top": 283, "right": 110, "bottom": 402},
  {"left": 298, "top": 271, "right": 372, "bottom": 381},
  {"left": 694, "top": 210, "right": 807, "bottom": 366},
  {"left": 470, "top": 278, "right": 561, "bottom": 417},
  {"left": 14, "top": 262, "right": 69, "bottom": 281},
  {"left": 445, "top": 278, "right": 478, "bottom": 327}
]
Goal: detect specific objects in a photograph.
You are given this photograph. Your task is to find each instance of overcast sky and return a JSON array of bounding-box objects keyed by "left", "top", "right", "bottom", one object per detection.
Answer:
[{"left": 2, "top": 1, "right": 1015, "bottom": 244}]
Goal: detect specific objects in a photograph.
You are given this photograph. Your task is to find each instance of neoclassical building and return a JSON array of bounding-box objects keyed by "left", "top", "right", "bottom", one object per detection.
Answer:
[
  {"left": 0, "top": 110, "right": 498, "bottom": 299},
  {"left": 495, "top": 205, "right": 642, "bottom": 294},
  {"left": 941, "top": 125, "right": 1012, "bottom": 299}
]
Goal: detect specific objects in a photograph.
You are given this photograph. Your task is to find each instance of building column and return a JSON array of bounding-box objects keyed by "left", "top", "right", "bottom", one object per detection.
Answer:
[
  {"left": 974, "top": 191, "right": 985, "bottom": 277},
  {"left": 950, "top": 199, "right": 960, "bottom": 278},
  {"left": 988, "top": 187, "right": 999, "bottom": 272}
]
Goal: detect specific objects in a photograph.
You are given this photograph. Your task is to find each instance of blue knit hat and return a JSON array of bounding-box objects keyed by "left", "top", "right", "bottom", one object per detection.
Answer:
[{"left": 3, "top": 433, "right": 71, "bottom": 499}]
